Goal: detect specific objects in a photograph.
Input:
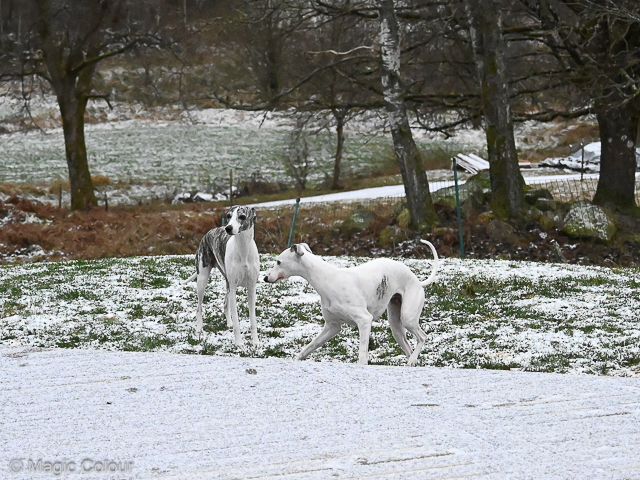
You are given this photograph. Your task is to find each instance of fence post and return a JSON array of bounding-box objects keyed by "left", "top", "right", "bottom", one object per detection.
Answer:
[
  {"left": 58, "top": 185, "right": 62, "bottom": 209},
  {"left": 580, "top": 142, "right": 585, "bottom": 183},
  {"left": 229, "top": 169, "right": 233, "bottom": 207},
  {"left": 452, "top": 157, "right": 465, "bottom": 259},
  {"left": 287, "top": 197, "right": 301, "bottom": 248}
]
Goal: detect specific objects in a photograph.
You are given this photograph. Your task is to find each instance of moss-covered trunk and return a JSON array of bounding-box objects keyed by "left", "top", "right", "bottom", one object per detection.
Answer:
[
  {"left": 465, "top": 0, "right": 524, "bottom": 220},
  {"left": 593, "top": 98, "right": 639, "bottom": 211},
  {"left": 36, "top": 0, "right": 97, "bottom": 211},
  {"left": 57, "top": 82, "right": 97, "bottom": 210}
]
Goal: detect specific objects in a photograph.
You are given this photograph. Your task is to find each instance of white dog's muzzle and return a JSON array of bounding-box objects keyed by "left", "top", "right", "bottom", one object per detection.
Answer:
[{"left": 264, "top": 273, "right": 284, "bottom": 283}]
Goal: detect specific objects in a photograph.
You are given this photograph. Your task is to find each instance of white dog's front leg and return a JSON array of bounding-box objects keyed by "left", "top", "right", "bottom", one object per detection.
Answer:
[
  {"left": 355, "top": 315, "right": 373, "bottom": 365},
  {"left": 297, "top": 322, "right": 341, "bottom": 360}
]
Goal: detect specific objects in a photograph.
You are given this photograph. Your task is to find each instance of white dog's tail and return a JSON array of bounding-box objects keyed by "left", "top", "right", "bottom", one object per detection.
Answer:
[
  {"left": 419, "top": 240, "right": 439, "bottom": 286},
  {"left": 183, "top": 273, "right": 197, "bottom": 285}
]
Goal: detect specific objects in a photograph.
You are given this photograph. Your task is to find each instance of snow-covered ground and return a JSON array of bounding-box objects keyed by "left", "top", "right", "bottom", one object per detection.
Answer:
[
  {"left": 540, "top": 142, "right": 640, "bottom": 172},
  {"left": 250, "top": 181, "right": 448, "bottom": 208},
  {"left": 2, "top": 347, "right": 639, "bottom": 479},
  {"left": 249, "top": 172, "right": 639, "bottom": 208}
]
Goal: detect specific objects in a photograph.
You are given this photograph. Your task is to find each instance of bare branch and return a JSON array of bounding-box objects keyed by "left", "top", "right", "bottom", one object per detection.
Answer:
[{"left": 306, "top": 46, "right": 375, "bottom": 56}]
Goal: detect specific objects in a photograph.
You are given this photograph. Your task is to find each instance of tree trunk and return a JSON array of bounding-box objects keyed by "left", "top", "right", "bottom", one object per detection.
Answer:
[
  {"left": 332, "top": 109, "right": 345, "bottom": 190},
  {"left": 265, "top": 33, "right": 280, "bottom": 100},
  {"left": 464, "top": 0, "right": 524, "bottom": 220},
  {"left": 378, "top": 0, "right": 436, "bottom": 229},
  {"left": 35, "top": 0, "right": 97, "bottom": 211},
  {"left": 57, "top": 81, "right": 97, "bottom": 210},
  {"left": 593, "top": 98, "right": 639, "bottom": 211}
]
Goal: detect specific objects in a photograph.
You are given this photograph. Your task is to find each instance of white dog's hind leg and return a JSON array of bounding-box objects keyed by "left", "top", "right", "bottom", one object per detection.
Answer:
[
  {"left": 297, "top": 322, "right": 342, "bottom": 360},
  {"left": 248, "top": 282, "right": 260, "bottom": 347},
  {"left": 195, "top": 266, "right": 212, "bottom": 333},
  {"left": 405, "top": 323, "right": 427, "bottom": 367},
  {"left": 387, "top": 301, "right": 412, "bottom": 357},
  {"left": 401, "top": 287, "right": 427, "bottom": 366},
  {"left": 403, "top": 303, "right": 428, "bottom": 366}
]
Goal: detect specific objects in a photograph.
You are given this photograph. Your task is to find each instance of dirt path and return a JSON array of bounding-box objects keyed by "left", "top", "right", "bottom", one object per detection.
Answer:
[{"left": 2, "top": 347, "right": 639, "bottom": 479}]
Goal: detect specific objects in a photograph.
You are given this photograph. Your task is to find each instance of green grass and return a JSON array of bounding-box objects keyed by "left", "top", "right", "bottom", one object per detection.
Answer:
[
  {"left": 123, "top": 335, "right": 176, "bottom": 352},
  {"left": 1, "top": 254, "right": 639, "bottom": 376}
]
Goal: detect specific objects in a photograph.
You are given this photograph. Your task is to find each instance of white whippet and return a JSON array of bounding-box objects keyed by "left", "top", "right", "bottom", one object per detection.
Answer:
[
  {"left": 264, "top": 241, "right": 439, "bottom": 365},
  {"left": 186, "top": 206, "right": 260, "bottom": 346}
]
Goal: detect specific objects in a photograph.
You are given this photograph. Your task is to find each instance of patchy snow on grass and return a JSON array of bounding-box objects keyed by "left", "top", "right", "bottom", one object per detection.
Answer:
[
  {"left": 1, "top": 254, "right": 638, "bottom": 377},
  {"left": 1, "top": 107, "right": 581, "bottom": 206},
  {"left": 0, "top": 108, "right": 481, "bottom": 205}
]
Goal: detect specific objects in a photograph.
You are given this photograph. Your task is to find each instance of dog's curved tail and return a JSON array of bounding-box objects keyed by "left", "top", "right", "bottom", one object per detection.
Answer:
[
  {"left": 183, "top": 273, "right": 197, "bottom": 285},
  {"left": 419, "top": 240, "right": 439, "bottom": 286}
]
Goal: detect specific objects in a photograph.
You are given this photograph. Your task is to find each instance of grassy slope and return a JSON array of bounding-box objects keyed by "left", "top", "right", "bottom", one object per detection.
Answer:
[{"left": 1, "top": 254, "right": 638, "bottom": 376}]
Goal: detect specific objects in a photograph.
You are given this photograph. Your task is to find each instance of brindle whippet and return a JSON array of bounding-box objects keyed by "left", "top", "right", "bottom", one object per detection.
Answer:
[{"left": 186, "top": 206, "right": 260, "bottom": 346}]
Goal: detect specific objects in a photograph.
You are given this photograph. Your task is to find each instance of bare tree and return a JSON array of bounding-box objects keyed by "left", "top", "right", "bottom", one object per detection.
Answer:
[
  {"left": 213, "top": 1, "right": 382, "bottom": 191},
  {"left": 520, "top": 0, "right": 640, "bottom": 212},
  {"left": 283, "top": 128, "right": 313, "bottom": 192},
  {"left": 330, "top": 106, "right": 348, "bottom": 189},
  {"left": 378, "top": 0, "right": 436, "bottom": 229},
  {"left": 1, "top": 0, "right": 163, "bottom": 210},
  {"left": 303, "top": 12, "right": 380, "bottom": 190},
  {"left": 464, "top": 0, "right": 525, "bottom": 219}
]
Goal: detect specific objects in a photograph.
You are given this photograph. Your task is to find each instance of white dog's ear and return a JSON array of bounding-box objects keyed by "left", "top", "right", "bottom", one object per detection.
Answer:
[
  {"left": 299, "top": 243, "right": 312, "bottom": 254},
  {"left": 290, "top": 244, "right": 305, "bottom": 256}
]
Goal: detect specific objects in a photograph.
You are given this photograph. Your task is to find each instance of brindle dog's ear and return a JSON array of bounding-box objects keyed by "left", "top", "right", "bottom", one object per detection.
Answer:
[
  {"left": 251, "top": 207, "right": 257, "bottom": 221},
  {"left": 290, "top": 244, "right": 305, "bottom": 256}
]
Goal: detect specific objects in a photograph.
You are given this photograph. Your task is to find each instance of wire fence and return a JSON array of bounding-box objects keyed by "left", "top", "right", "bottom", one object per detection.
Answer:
[
  {"left": 256, "top": 175, "right": 640, "bottom": 249},
  {"left": 525, "top": 175, "right": 640, "bottom": 230},
  {"left": 527, "top": 175, "right": 600, "bottom": 203}
]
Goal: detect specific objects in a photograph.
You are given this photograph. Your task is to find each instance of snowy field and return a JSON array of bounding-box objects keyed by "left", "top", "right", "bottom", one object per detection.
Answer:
[
  {"left": 1, "top": 253, "right": 639, "bottom": 377},
  {"left": 0, "top": 108, "right": 487, "bottom": 205},
  {"left": 0, "top": 106, "right": 578, "bottom": 206},
  {"left": 2, "top": 348, "right": 639, "bottom": 479}
]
